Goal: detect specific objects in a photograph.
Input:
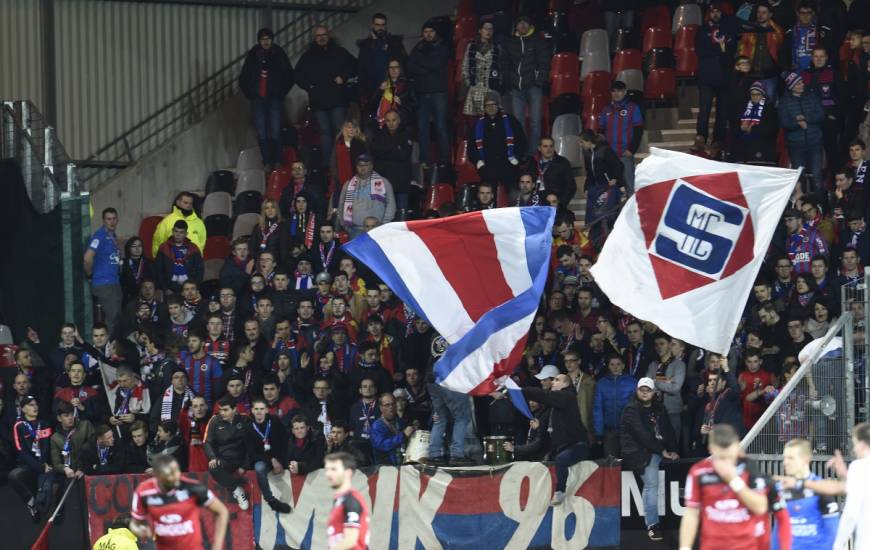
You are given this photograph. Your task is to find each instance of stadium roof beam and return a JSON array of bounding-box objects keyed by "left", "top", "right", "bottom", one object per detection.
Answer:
[{"left": 97, "top": 0, "right": 358, "bottom": 13}]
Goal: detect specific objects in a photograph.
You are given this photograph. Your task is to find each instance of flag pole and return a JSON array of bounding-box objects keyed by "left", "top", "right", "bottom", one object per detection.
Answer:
[
  {"left": 30, "top": 479, "right": 77, "bottom": 550},
  {"left": 49, "top": 478, "right": 77, "bottom": 523}
]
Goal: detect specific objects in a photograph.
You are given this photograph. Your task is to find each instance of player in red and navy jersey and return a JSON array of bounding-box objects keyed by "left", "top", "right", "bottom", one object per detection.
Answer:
[
  {"left": 130, "top": 454, "right": 228, "bottom": 550},
  {"left": 679, "top": 424, "right": 786, "bottom": 550},
  {"left": 325, "top": 452, "right": 370, "bottom": 550}
]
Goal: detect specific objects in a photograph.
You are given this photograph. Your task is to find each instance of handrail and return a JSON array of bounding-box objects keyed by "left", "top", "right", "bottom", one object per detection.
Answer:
[{"left": 80, "top": 0, "right": 370, "bottom": 187}]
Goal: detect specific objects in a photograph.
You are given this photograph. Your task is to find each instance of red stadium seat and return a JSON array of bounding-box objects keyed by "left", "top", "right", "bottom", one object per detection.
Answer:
[
  {"left": 496, "top": 184, "right": 509, "bottom": 208},
  {"left": 425, "top": 183, "right": 456, "bottom": 211},
  {"left": 640, "top": 5, "right": 671, "bottom": 34},
  {"left": 455, "top": 38, "right": 471, "bottom": 66},
  {"left": 642, "top": 26, "right": 672, "bottom": 54},
  {"left": 0, "top": 344, "right": 17, "bottom": 368},
  {"left": 280, "top": 146, "right": 298, "bottom": 168},
  {"left": 582, "top": 93, "right": 609, "bottom": 123},
  {"left": 138, "top": 215, "right": 163, "bottom": 261},
  {"left": 719, "top": 1, "right": 734, "bottom": 16},
  {"left": 675, "top": 25, "right": 699, "bottom": 51},
  {"left": 582, "top": 70, "right": 612, "bottom": 99},
  {"left": 265, "top": 167, "right": 292, "bottom": 201},
  {"left": 644, "top": 68, "right": 677, "bottom": 100},
  {"left": 457, "top": 0, "right": 473, "bottom": 19},
  {"left": 203, "top": 236, "right": 231, "bottom": 261},
  {"left": 550, "top": 53, "right": 581, "bottom": 98},
  {"left": 612, "top": 49, "right": 642, "bottom": 75},
  {"left": 676, "top": 48, "right": 699, "bottom": 77},
  {"left": 455, "top": 139, "right": 479, "bottom": 187},
  {"left": 455, "top": 16, "right": 477, "bottom": 44}
]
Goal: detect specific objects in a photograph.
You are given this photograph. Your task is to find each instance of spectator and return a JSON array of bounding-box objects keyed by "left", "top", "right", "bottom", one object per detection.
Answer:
[
  {"left": 592, "top": 354, "right": 636, "bottom": 458},
  {"left": 357, "top": 13, "right": 406, "bottom": 108},
  {"left": 185, "top": 396, "right": 211, "bottom": 472},
  {"left": 155, "top": 220, "right": 204, "bottom": 294},
  {"left": 371, "top": 110, "right": 414, "bottom": 213},
  {"left": 123, "top": 421, "right": 150, "bottom": 473},
  {"left": 427, "top": 382, "right": 473, "bottom": 466},
  {"left": 406, "top": 19, "right": 450, "bottom": 167},
  {"left": 295, "top": 25, "right": 357, "bottom": 165},
  {"left": 503, "top": 399, "right": 549, "bottom": 461},
  {"left": 301, "top": 378, "right": 346, "bottom": 438},
  {"left": 802, "top": 47, "right": 845, "bottom": 171},
  {"left": 107, "top": 366, "right": 152, "bottom": 443},
  {"left": 734, "top": 81, "right": 779, "bottom": 163},
  {"left": 531, "top": 137, "right": 576, "bottom": 208},
  {"left": 50, "top": 400, "right": 93, "bottom": 482},
  {"left": 473, "top": 182, "right": 497, "bottom": 210},
  {"left": 801, "top": 198, "right": 836, "bottom": 249},
  {"left": 515, "top": 172, "right": 540, "bottom": 206},
  {"left": 80, "top": 423, "right": 124, "bottom": 475},
  {"left": 846, "top": 139, "right": 868, "bottom": 188},
  {"left": 53, "top": 360, "right": 100, "bottom": 422},
  {"left": 738, "top": 349, "right": 776, "bottom": 431},
  {"left": 179, "top": 330, "right": 223, "bottom": 407},
  {"left": 218, "top": 239, "right": 253, "bottom": 295},
  {"left": 647, "top": 337, "right": 688, "bottom": 437},
  {"left": 150, "top": 365, "right": 194, "bottom": 430},
  {"left": 250, "top": 199, "right": 282, "bottom": 260},
  {"left": 151, "top": 192, "right": 206, "bottom": 258},
  {"left": 620, "top": 377, "right": 679, "bottom": 542},
  {"left": 462, "top": 21, "right": 502, "bottom": 117},
  {"left": 371, "top": 59, "right": 415, "bottom": 132},
  {"left": 737, "top": 2, "right": 785, "bottom": 99},
  {"left": 780, "top": 2, "right": 835, "bottom": 72},
  {"left": 370, "top": 392, "right": 414, "bottom": 465},
  {"left": 580, "top": 129, "right": 623, "bottom": 242},
  {"left": 246, "top": 398, "right": 292, "bottom": 513},
  {"left": 286, "top": 414, "right": 325, "bottom": 474},
  {"left": 336, "top": 154, "right": 396, "bottom": 238},
  {"left": 696, "top": 2, "right": 741, "bottom": 145},
  {"left": 502, "top": 16, "right": 549, "bottom": 157},
  {"left": 9, "top": 395, "right": 57, "bottom": 521},
  {"left": 836, "top": 246, "right": 864, "bottom": 288},
  {"left": 520, "top": 373, "right": 589, "bottom": 505},
  {"left": 564, "top": 349, "right": 596, "bottom": 444},
  {"left": 325, "top": 419, "right": 370, "bottom": 467},
  {"left": 784, "top": 208, "right": 829, "bottom": 272},
  {"left": 468, "top": 92, "right": 527, "bottom": 193},
  {"left": 238, "top": 27, "right": 295, "bottom": 171},
  {"left": 330, "top": 119, "right": 368, "bottom": 203},
  {"left": 688, "top": 360, "right": 744, "bottom": 455},
  {"left": 119, "top": 236, "right": 154, "bottom": 308},
  {"left": 147, "top": 419, "right": 187, "bottom": 471},
  {"left": 597, "top": 81, "right": 643, "bottom": 193},
  {"left": 85, "top": 207, "right": 122, "bottom": 334},
  {"left": 203, "top": 396, "right": 251, "bottom": 510},
  {"left": 779, "top": 70, "right": 827, "bottom": 190}
]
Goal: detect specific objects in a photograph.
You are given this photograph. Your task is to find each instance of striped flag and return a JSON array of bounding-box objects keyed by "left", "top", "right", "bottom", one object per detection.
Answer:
[{"left": 344, "top": 207, "right": 556, "bottom": 417}]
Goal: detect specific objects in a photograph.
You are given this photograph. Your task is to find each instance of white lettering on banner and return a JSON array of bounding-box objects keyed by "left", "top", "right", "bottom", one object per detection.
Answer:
[
  {"left": 398, "top": 465, "right": 451, "bottom": 550},
  {"left": 498, "top": 462, "right": 552, "bottom": 549},
  {"left": 551, "top": 461, "right": 596, "bottom": 549},
  {"left": 279, "top": 469, "right": 335, "bottom": 548},
  {"left": 368, "top": 466, "right": 398, "bottom": 550},
  {"left": 621, "top": 470, "right": 686, "bottom": 518}
]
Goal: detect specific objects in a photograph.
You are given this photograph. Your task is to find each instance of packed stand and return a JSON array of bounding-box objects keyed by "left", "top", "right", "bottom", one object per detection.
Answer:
[{"left": 3, "top": 0, "right": 870, "bottom": 533}]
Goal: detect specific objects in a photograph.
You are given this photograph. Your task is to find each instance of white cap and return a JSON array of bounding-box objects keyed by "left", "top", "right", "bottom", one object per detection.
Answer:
[
  {"left": 637, "top": 377, "right": 656, "bottom": 390},
  {"left": 535, "top": 365, "right": 561, "bottom": 380}
]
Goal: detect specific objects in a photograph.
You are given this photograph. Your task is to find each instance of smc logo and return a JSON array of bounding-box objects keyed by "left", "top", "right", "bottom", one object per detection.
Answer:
[{"left": 637, "top": 172, "right": 755, "bottom": 299}]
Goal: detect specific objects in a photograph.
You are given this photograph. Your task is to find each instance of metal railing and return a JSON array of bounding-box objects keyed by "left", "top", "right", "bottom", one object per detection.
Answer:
[
  {"left": 1, "top": 100, "right": 80, "bottom": 213},
  {"left": 78, "top": 0, "right": 371, "bottom": 189},
  {"left": 842, "top": 268, "right": 870, "bottom": 424}
]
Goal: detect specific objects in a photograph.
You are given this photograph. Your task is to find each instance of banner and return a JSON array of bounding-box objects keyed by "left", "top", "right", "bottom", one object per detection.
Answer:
[
  {"left": 84, "top": 472, "right": 259, "bottom": 548},
  {"left": 621, "top": 458, "right": 699, "bottom": 530},
  {"left": 590, "top": 148, "right": 799, "bottom": 354},
  {"left": 256, "top": 461, "right": 619, "bottom": 550}
]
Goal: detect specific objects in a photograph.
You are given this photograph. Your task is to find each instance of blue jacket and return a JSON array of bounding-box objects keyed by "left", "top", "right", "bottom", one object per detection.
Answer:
[
  {"left": 777, "top": 90, "right": 825, "bottom": 148},
  {"left": 370, "top": 417, "right": 406, "bottom": 465},
  {"left": 592, "top": 373, "right": 636, "bottom": 436}
]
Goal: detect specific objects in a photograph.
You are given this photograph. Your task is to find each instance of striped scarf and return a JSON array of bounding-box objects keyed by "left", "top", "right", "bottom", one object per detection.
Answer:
[
  {"left": 740, "top": 98, "right": 765, "bottom": 128},
  {"left": 161, "top": 386, "right": 195, "bottom": 421},
  {"left": 474, "top": 112, "right": 516, "bottom": 164}
]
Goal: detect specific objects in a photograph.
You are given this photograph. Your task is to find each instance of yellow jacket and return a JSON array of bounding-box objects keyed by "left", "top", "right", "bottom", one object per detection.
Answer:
[
  {"left": 93, "top": 527, "right": 139, "bottom": 550},
  {"left": 152, "top": 205, "right": 207, "bottom": 258}
]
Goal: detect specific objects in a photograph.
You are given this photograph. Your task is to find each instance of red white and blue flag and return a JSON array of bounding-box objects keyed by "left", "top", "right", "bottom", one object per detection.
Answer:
[{"left": 344, "top": 206, "right": 556, "bottom": 417}]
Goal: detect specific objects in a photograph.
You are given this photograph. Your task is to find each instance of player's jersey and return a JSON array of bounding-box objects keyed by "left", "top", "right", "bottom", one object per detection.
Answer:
[
  {"left": 131, "top": 476, "right": 215, "bottom": 549},
  {"left": 327, "top": 489, "right": 370, "bottom": 550},
  {"left": 684, "top": 457, "right": 775, "bottom": 550},
  {"left": 774, "top": 473, "right": 840, "bottom": 550}
]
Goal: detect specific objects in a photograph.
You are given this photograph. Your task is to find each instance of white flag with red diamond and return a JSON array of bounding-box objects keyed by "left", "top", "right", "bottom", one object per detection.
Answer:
[{"left": 590, "top": 148, "right": 800, "bottom": 354}]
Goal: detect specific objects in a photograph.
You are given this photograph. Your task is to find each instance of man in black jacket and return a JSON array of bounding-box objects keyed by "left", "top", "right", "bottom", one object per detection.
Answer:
[
  {"left": 246, "top": 398, "right": 292, "bottom": 513},
  {"left": 204, "top": 396, "right": 251, "bottom": 510},
  {"left": 295, "top": 25, "right": 357, "bottom": 165},
  {"left": 620, "top": 377, "right": 679, "bottom": 542},
  {"left": 695, "top": 3, "right": 740, "bottom": 144},
  {"left": 357, "top": 13, "right": 406, "bottom": 104},
  {"left": 468, "top": 92, "right": 528, "bottom": 193},
  {"left": 371, "top": 110, "right": 414, "bottom": 213},
  {"left": 519, "top": 374, "right": 588, "bottom": 505},
  {"left": 406, "top": 20, "right": 450, "bottom": 166},
  {"left": 81, "top": 424, "right": 125, "bottom": 476},
  {"left": 501, "top": 16, "right": 549, "bottom": 157},
  {"left": 286, "top": 414, "right": 326, "bottom": 474},
  {"left": 530, "top": 137, "right": 576, "bottom": 208},
  {"left": 238, "top": 27, "right": 295, "bottom": 170}
]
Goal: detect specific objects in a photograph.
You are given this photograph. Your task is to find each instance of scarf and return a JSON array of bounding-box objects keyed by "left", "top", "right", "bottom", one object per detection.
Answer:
[
  {"left": 161, "top": 386, "right": 195, "bottom": 421},
  {"left": 319, "top": 241, "right": 336, "bottom": 271},
  {"left": 290, "top": 212, "right": 316, "bottom": 248},
  {"left": 332, "top": 343, "right": 356, "bottom": 373},
  {"left": 127, "top": 257, "right": 145, "bottom": 285},
  {"left": 294, "top": 271, "right": 315, "bottom": 290},
  {"left": 467, "top": 40, "right": 500, "bottom": 89},
  {"left": 259, "top": 220, "right": 279, "bottom": 251},
  {"left": 474, "top": 112, "right": 516, "bottom": 163},
  {"left": 170, "top": 243, "right": 189, "bottom": 283},
  {"left": 516, "top": 191, "right": 540, "bottom": 206},
  {"left": 342, "top": 174, "right": 387, "bottom": 225},
  {"left": 741, "top": 98, "right": 765, "bottom": 129},
  {"left": 536, "top": 156, "right": 553, "bottom": 190},
  {"left": 368, "top": 335, "right": 395, "bottom": 375}
]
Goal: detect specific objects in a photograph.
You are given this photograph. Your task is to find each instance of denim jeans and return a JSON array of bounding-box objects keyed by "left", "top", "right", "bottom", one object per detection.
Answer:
[
  {"left": 789, "top": 142, "right": 823, "bottom": 192},
  {"left": 510, "top": 87, "right": 543, "bottom": 157},
  {"left": 697, "top": 83, "right": 727, "bottom": 142},
  {"left": 620, "top": 154, "right": 636, "bottom": 194},
  {"left": 254, "top": 460, "right": 276, "bottom": 501},
  {"left": 641, "top": 453, "right": 662, "bottom": 528},
  {"left": 314, "top": 106, "right": 347, "bottom": 168},
  {"left": 428, "top": 383, "right": 471, "bottom": 459},
  {"left": 554, "top": 441, "right": 589, "bottom": 492},
  {"left": 604, "top": 11, "right": 634, "bottom": 51},
  {"left": 253, "top": 97, "right": 283, "bottom": 166},
  {"left": 417, "top": 93, "right": 450, "bottom": 164}
]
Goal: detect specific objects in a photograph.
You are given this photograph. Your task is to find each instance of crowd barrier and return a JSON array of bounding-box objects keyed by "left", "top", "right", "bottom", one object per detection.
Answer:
[{"left": 84, "top": 460, "right": 621, "bottom": 549}]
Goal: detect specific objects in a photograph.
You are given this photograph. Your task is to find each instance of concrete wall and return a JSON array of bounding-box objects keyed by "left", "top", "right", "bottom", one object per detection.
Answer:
[{"left": 91, "top": 0, "right": 458, "bottom": 238}]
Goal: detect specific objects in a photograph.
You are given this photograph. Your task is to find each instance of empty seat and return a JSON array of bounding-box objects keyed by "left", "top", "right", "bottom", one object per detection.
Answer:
[
  {"left": 454, "top": 16, "right": 477, "bottom": 44},
  {"left": 643, "top": 48, "right": 676, "bottom": 74},
  {"left": 204, "top": 214, "right": 232, "bottom": 238},
  {"left": 265, "top": 168, "right": 292, "bottom": 201},
  {"left": 0, "top": 325, "right": 13, "bottom": 345},
  {"left": 236, "top": 147, "right": 263, "bottom": 171},
  {"left": 280, "top": 126, "right": 298, "bottom": 149},
  {"left": 0, "top": 344, "right": 16, "bottom": 367},
  {"left": 280, "top": 146, "right": 298, "bottom": 168},
  {"left": 580, "top": 50, "right": 611, "bottom": 80},
  {"left": 549, "top": 93, "right": 581, "bottom": 120},
  {"left": 674, "top": 24, "right": 699, "bottom": 51},
  {"left": 203, "top": 191, "right": 232, "bottom": 219},
  {"left": 582, "top": 70, "right": 612, "bottom": 99},
  {"left": 458, "top": 184, "right": 478, "bottom": 211},
  {"left": 613, "top": 28, "right": 640, "bottom": 52},
  {"left": 582, "top": 93, "right": 609, "bottom": 123},
  {"left": 236, "top": 169, "right": 265, "bottom": 195},
  {"left": 641, "top": 5, "right": 671, "bottom": 34},
  {"left": 455, "top": 140, "right": 480, "bottom": 187},
  {"left": 496, "top": 183, "right": 509, "bottom": 208},
  {"left": 301, "top": 144, "right": 324, "bottom": 171},
  {"left": 615, "top": 69, "right": 644, "bottom": 92},
  {"left": 204, "top": 236, "right": 231, "bottom": 261},
  {"left": 424, "top": 183, "right": 456, "bottom": 212},
  {"left": 642, "top": 27, "right": 672, "bottom": 54},
  {"left": 676, "top": 47, "right": 699, "bottom": 77},
  {"left": 138, "top": 215, "right": 164, "bottom": 261},
  {"left": 644, "top": 68, "right": 677, "bottom": 101},
  {"left": 672, "top": 3, "right": 702, "bottom": 33},
  {"left": 204, "top": 258, "right": 223, "bottom": 282},
  {"left": 580, "top": 29, "right": 609, "bottom": 57},
  {"left": 232, "top": 213, "right": 260, "bottom": 240},
  {"left": 550, "top": 52, "right": 581, "bottom": 97},
  {"left": 233, "top": 190, "right": 263, "bottom": 218},
  {"left": 612, "top": 48, "right": 642, "bottom": 75},
  {"left": 205, "top": 170, "right": 235, "bottom": 196},
  {"left": 556, "top": 135, "right": 583, "bottom": 169},
  {"left": 551, "top": 114, "right": 583, "bottom": 141},
  {"left": 553, "top": 32, "right": 580, "bottom": 55}
]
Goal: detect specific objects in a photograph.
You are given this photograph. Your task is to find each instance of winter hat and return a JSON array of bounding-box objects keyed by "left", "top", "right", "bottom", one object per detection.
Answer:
[
  {"left": 783, "top": 71, "right": 803, "bottom": 91},
  {"left": 483, "top": 91, "right": 501, "bottom": 108},
  {"left": 610, "top": 80, "right": 627, "bottom": 91},
  {"left": 421, "top": 19, "right": 437, "bottom": 33},
  {"left": 257, "top": 27, "right": 274, "bottom": 41},
  {"left": 749, "top": 81, "right": 766, "bottom": 95}
]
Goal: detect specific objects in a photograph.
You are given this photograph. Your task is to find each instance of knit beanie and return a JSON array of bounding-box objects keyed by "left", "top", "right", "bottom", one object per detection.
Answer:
[
  {"left": 783, "top": 71, "right": 803, "bottom": 91},
  {"left": 749, "top": 81, "right": 766, "bottom": 95}
]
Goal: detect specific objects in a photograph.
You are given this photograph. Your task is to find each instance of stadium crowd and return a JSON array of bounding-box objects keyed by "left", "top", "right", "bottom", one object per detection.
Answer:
[{"left": 2, "top": 0, "right": 870, "bottom": 543}]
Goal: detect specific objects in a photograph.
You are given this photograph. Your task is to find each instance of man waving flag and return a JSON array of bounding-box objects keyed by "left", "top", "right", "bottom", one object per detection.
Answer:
[
  {"left": 344, "top": 207, "right": 556, "bottom": 417},
  {"left": 591, "top": 148, "right": 800, "bottom": 355}
]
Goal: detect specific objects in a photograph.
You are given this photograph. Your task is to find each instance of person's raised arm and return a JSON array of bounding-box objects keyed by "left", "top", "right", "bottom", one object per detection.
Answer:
[{"left": 206, "top": 496, "right": 230, "bottom": 550}]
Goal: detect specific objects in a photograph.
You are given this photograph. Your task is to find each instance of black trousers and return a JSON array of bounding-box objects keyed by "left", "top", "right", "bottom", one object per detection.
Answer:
[{"left": 209, "top": 460, "right": 245, "bottom": 491}]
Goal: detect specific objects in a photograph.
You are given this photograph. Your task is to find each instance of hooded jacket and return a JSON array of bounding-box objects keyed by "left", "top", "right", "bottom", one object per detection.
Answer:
[
  {"left": 151, "top": 205, "right": 207, "bottom": 258},
  {"left": 501, "top": 26, "right": 550, "bottom": 90},
  {"left": 295, "top": 39, "right": 357, "bottom": 111}
]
